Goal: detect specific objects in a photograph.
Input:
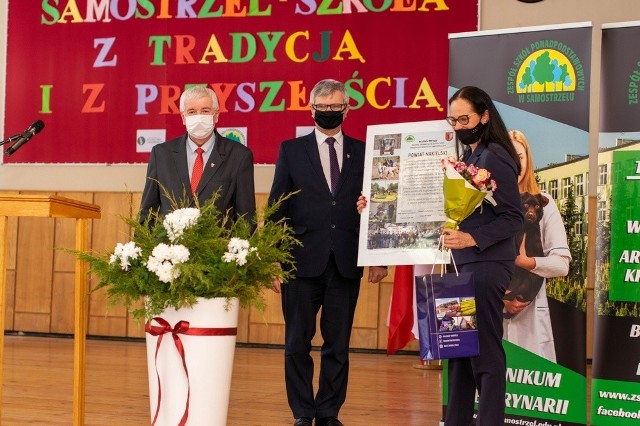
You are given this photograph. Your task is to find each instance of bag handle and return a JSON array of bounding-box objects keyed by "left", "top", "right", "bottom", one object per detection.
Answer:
[{"left": 430, "top": 235, "right": 459, "bottom": 277}]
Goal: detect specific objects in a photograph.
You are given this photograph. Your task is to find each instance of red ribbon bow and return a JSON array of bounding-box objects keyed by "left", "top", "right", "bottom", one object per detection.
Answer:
[{"left": 145, "top": 317, "right": 237, "bottom": 426}]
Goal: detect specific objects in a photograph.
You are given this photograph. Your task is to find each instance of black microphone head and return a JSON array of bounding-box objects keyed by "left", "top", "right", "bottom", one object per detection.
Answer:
[{"left": 30, "top": 120, "right": 45, "bottom": 134}]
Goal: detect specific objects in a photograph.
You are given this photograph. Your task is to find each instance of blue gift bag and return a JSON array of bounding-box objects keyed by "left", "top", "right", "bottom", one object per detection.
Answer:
[{"left": 415, "top": 270, "right": 479, "bottom": 360}]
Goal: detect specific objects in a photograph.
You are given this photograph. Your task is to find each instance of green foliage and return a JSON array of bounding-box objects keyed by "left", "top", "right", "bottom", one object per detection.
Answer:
[
  {"left": 546, "top": 276, "right": 587, "bottom": 312},
  {"left": 560, "top": 187, "right": 587, "bottom": 284},
  {"left": 596, "top": 191, "right": 611, "bottom": 261},
  {"left": 546, "top": 188, "right": 588, "bottom": 311},
  {"left": 595, "top": 260, "right": 640, "bottom": 317},
  {"left": 591, "top": 191, "right": 639, "bottom": 317},
  {"left": 74, "top": 191, "right": 300, "bottom": 320}
]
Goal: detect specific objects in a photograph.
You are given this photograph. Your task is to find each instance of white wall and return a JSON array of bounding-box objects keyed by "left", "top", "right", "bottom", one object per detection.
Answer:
[{"left": 1, "top": 1, "right": 639, "bottom": 193}]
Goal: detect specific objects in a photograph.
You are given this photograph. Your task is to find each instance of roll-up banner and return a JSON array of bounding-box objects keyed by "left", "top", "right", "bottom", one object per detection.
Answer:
[
  {"left": 592, "top": 21, "right": 640, "bottom": 426},
  {"left": 446, "top": 23, "right": 591, "bottom": 425}
]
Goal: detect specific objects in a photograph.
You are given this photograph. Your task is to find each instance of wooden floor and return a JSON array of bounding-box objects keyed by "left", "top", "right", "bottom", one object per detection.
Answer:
[{"left": 1, "top": 335, "right": 443, "bottom": 425}]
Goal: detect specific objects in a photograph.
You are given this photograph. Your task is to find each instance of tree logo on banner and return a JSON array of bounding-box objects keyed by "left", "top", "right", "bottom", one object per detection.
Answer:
[
  {"left": 506, "top": 41, "right": 586, "bottom": 104},
  {"left": 218, "top": 128, "right": 247, "bottom": 147}
]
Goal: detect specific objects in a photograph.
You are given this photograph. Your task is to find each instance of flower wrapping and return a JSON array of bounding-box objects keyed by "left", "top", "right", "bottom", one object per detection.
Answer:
[{"left": 442, "top": 157, "right": 497, "bottom": 229}]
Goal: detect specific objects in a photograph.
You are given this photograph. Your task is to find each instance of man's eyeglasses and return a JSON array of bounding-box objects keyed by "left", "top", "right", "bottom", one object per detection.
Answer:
[
  {"left": 312, "top": 103, "right": 348, "bottom": 112},
  {"left": 445, "top": 113, "right": 478, "bottom": 126}
]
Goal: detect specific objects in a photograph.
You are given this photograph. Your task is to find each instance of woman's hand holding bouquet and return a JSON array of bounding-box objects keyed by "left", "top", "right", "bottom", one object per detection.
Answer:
[{"left": 441, "top": 156, "right": 497, "bottom": 230}]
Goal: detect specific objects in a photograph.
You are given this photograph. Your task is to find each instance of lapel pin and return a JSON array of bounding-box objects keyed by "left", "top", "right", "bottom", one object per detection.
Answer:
[
  {"left": 211, "top": 163, "right": 215, "bottom": 168},
  {"left": 347, "top": 154, "right": 351, "bottom": 159}
]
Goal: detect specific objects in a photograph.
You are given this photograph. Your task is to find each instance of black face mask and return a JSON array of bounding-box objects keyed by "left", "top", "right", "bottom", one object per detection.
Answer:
[
  {"left": 455, "top": 122, "right": 486, "bottom": 145},
  {"left": 314, "top": 110, "right": 344, "bottom": 130}
]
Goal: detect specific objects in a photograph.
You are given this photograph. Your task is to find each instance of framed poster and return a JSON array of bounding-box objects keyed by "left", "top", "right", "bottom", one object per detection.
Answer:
[{"left": 357, "top": 120, "right": 454, "bottom": 266}]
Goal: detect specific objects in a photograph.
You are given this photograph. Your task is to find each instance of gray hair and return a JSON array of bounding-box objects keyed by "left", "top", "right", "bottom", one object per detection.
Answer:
[
  {"left": 179, "top": 86, "right": 219, "bottom": 112},
  {"left": 310, "top": 79, "right": 349, "bottom": 104}
]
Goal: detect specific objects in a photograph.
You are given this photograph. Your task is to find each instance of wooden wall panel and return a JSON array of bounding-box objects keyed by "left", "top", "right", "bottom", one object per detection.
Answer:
[
  {"left": 6, "top": 215, "right": 18, "bottom": 270},
  {"left": 351, "top": 267, "right": 386, "bottom": 349},
  {"left": 353, "top": 269, "right": 382, "bottom": 328},
  {"left": 3, "top": 193, "right": 19, "bottom": 330},
  {"left": 14, "top": 212, "right": 55, "bottom": 332},
  {"left": 125, "top": 193, "right": 145, "bottom": 337},
  {"left": 236, "top": 308, "right": 250, "bottom": 342},
  {"left": 87, "top": 193, "right": 134, "bottom": 337},
  {"left": 4, "top": 191, "right": 412, "bottom": 353},
  {"left": 3, "top": 270, "right": 15, "bottom": 330},
  {"left": 248, "top": 290, "right": 285, "bottom": 345},
  {"left": 13, "top": 312, "right": 50, "bottom": 331},
  {"left": 378, "top": 278, "right": 393, "bottom": 349},
  {"left": 88, "top": 315, "right": 128, "bottom": 336},
  {"left": 126, "top": 303, "right": 146, "bottom": 339},
  {"left": 53, "top": 191, "right": 94, "bottom": 273},
  {"left": 50, "top": 272, "right": 75, "bottom": 334}
]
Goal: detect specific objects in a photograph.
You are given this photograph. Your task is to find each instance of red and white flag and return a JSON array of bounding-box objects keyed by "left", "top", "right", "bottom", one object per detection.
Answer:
[{"left": 386, "top": 265, "right": 418, "bottom": 355}]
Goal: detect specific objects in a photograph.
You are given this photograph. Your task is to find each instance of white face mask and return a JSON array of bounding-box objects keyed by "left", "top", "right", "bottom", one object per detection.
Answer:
[{"left": 185, "top": 114, "right": 214, "bottom": 139}]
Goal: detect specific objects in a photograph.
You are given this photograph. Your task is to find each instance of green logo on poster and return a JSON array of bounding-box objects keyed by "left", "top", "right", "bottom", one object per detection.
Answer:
[{"left": 506, "top": 40, "right": 586, "bottom": 104}]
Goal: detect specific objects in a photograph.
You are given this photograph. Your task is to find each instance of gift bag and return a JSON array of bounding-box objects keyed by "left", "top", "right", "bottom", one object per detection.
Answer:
[{"left": 415, "top": 261, "right": 479, "bottom": 360}]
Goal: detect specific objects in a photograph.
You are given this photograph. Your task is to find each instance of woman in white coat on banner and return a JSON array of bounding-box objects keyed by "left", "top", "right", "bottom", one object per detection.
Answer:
[{"left": 502, "top": 130, "right": 572, "bottom": 362}]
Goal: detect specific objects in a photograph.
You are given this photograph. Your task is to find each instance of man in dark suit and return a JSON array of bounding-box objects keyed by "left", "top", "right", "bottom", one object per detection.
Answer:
[
  {"left": 268, "top": 79, "right": 387, "bottom": 426},
  {"left": 139, "top": 86, "right": 255, "bottom": 224}
]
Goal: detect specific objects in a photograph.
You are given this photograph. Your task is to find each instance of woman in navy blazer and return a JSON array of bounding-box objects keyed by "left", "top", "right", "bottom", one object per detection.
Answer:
[{"left": 441, "top": 86, "right": 524, "bottom": 426}]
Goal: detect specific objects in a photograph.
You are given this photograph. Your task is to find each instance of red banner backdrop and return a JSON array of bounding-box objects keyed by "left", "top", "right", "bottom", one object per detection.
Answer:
[{"left": 4, "top": 1, "right": 477, "bottom": 164}]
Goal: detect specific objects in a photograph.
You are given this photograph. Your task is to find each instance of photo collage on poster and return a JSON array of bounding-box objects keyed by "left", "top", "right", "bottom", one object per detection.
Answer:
[{"left": 367, "top": 133, "right": 442, "bottom": 252}]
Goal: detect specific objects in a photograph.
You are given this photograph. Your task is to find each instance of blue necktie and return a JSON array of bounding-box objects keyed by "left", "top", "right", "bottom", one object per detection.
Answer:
[{"left": 325, "top": 137, "right": 340, "bottom": 195}]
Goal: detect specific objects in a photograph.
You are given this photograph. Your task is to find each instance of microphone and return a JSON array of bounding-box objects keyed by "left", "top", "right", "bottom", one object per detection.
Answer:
[{"left": 5, "top": 120, "right": 45, "bottom": 156}]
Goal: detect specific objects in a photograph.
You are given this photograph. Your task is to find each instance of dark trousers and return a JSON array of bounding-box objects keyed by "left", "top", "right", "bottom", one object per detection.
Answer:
[
  {"left": 281, "top": 253, "right": 360, "bottom": 419},
  {"left": 444, "top": 261, "right": 513, "bottom": 426}
]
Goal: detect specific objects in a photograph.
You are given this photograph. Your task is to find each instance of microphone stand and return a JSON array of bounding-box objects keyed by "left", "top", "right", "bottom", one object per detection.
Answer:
[{"left": 0, "top": 134, "right": 22, "bottom": 146}]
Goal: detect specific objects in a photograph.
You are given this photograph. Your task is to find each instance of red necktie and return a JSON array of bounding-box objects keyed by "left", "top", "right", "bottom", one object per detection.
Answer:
[
  {"left": 190, "top": 147, "right": 204, "bottom": 194},
  {"left": 325, "top": 137, "right": 340, "bottom": 195}
]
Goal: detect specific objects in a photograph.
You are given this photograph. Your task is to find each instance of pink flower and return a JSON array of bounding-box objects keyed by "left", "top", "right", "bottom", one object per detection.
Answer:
[
  {"left": 471, "top": 168, "right": 490, "bottom": 187},
  {"left": 441, "top": 157, "right": 496, "bottom": 193}
]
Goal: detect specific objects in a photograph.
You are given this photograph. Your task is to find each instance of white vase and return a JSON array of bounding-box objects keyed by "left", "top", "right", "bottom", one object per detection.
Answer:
[{"left": 145, "top": 297, "right": 239, "bottom": 426}]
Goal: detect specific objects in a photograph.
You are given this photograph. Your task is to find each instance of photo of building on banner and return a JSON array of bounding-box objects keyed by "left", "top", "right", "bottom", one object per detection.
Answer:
[{"left": 357, "top": 120, "right": 455, "bottom": 267}]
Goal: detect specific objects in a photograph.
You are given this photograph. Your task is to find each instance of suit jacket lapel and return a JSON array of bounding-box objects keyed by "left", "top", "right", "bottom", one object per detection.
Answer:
[
  {"left": 304, "top": 133, "right": 331, "bottom": 195},
  {"left": 466, "top": 144, "right": 485, "bottom": 166},
  {"left": 173, "top": 135, "right": 192, "bottom": 198},
  {"left": 336, "top": 136, "right": 354, "bottom": 196},
  {"left": 194, "top": 131, "right": 224, "bottom": 195}
]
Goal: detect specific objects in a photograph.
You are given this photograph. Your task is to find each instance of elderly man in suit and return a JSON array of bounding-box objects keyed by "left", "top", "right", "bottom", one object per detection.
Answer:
[
  {"left": 139, "top": 86, "right": 255, "bottom": 224},
  {"left": 269, "top": 79, "right": 387, "bottom": 426}
]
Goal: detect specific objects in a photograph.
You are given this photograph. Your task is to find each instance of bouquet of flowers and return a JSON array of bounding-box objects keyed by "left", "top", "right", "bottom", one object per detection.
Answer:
[
  {"left": 441, "top": 156, "right": 497, "bottom": 229},
  {"left": 74, "top": 191, "right": 300, "bottom": 320}
]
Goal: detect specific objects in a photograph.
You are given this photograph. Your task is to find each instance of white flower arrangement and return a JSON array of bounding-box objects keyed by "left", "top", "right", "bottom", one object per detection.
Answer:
[
  {"left": 145, "top": 243, "right": 191, "bottom": 283},
  {"left": 76, "top": 191, "right": 300, "bottom": 319},
  {"left": 222, "top": 237, "right": 258, "bottom": 266},
  {"left": 163, "top": 207, "right": 200, "bottom": 242},
  {"left": 109, "top": 241, "right": 142, "bottom": 271}
]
